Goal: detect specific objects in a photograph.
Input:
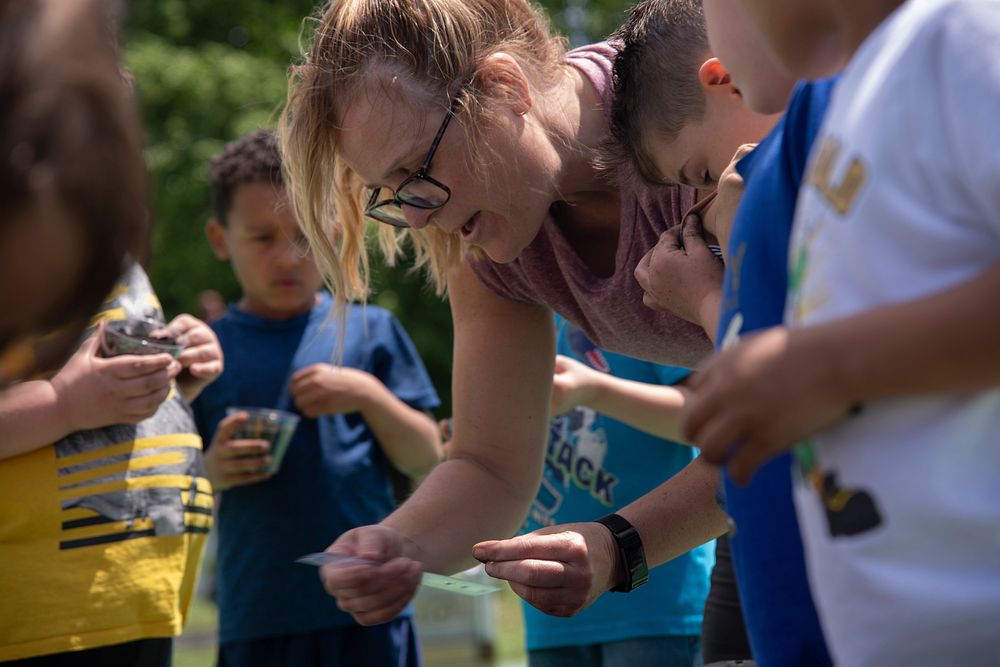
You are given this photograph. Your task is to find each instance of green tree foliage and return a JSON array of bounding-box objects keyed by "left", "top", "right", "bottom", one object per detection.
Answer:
[{"left": 124, "top": 0, "right": 629, "bottom": 415}]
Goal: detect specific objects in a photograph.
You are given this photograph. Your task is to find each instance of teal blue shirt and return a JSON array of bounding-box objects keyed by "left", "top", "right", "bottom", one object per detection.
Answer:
[{"left": 520, "top": 317, "right": 714, "bottom": 650}]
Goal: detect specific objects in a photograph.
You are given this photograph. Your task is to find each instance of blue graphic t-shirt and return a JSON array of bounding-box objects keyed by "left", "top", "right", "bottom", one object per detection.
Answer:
[
  {"left": 193, "top": 293, "right": 439, "bottom": 643},
  {"left": 520, "top": 317, "right": 714, "bottom": 651},
  {"left": 715, "top": 78, "right": 839, "bottom": 667}
]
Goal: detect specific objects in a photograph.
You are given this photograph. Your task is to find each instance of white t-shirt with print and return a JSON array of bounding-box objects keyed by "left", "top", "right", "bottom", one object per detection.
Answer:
[{"left": 787, "top": 0, "right": 1000, "bottom": 665}]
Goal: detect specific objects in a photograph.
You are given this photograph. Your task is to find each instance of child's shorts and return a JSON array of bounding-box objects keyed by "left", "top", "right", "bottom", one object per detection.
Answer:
[{"left": 217, "top": 617, "right": 420, "bottom": 667}]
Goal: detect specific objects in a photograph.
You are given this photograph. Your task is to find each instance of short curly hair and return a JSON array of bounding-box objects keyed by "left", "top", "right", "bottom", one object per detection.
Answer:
[{"left": 208, "top": 129, "right": 283, "bottom": 224}]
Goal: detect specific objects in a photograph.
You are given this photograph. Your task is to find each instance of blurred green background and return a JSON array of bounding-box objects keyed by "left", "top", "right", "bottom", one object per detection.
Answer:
[{"left": 124, "top": 0, "right": 631, "bottom": 417}]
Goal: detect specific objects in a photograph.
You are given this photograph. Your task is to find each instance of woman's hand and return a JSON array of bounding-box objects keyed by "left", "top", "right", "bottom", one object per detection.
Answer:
[
  {"left": 473, "top": 522, "right": 620, "bottom": 617},
  {"left": 317, "top": 525, "right": 425, "bottom": 626}
]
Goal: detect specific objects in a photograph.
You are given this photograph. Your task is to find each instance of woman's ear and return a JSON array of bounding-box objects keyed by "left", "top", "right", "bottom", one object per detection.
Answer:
[{"left": 477, "top": 52, "right": 533, "bottom": 116}]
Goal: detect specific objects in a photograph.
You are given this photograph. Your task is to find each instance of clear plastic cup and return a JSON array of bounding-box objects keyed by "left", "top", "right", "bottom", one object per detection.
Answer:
[
  {"left": 101, "top": 318, "right": 184, "bottom": 359},
  {"left": 225, "top": 407, "right": 300, "bottom": 474}
]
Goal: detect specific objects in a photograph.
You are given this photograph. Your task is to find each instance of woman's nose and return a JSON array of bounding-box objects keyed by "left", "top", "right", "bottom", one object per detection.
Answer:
[{"left": 402, "top": 204, "right": 435, "bottom": 230}]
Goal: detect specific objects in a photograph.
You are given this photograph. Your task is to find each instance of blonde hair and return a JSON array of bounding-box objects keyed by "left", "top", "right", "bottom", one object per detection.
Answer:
[{"left": 280, "top": 0, "right": 567, "bottom": 306}]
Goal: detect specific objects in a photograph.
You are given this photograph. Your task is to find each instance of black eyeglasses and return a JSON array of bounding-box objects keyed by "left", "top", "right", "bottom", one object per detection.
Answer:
[{"left": 365, "top": 101, "right": 456, "bottom": 228}]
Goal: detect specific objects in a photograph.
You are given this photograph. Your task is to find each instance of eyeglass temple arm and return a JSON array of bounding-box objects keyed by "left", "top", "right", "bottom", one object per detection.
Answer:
[{"left": 418, "top": 100, "right": 457, "bottom": 172}]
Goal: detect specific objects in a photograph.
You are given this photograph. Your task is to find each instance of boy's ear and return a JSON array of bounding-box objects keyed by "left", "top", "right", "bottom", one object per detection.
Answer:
[
  {"left": 698, "top": 57, "right": 736, "bottom": 95},
  {"left": 205, "top": 218, "right": 230, "bottom": 261},
  {"left": 477, "top": 52, "right": 533, "bottom": 117}
]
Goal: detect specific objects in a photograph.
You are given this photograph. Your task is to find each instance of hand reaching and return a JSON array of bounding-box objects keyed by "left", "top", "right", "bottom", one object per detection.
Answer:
[
  {"left": 317, "top": 525, "right": 424, "bottom": 626},
  {"left": 473, "top": 522, "right": 620, "bottom": 617},
  {"left": 550, "top": 355, "right": 602, "bottom": 415}
]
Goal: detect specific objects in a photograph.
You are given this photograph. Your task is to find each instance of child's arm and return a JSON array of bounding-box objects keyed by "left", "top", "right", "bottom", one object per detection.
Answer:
[
  {"left": 684, "top": 263, "right": 1000, "bottom": 484},
  {"left": 289, "top": 364, "right": 442, "bottom": 477},
  {"left": 551, "top": 355, "right": 689, "bottom": 443},
  {"left": 0, "top": 333, "right": 180, "bottom": 460}
]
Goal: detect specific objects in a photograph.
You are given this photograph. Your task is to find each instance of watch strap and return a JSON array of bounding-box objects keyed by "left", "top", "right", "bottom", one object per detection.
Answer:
[{"left": 594, "top": 513, "right": 649, "bottom": 593}]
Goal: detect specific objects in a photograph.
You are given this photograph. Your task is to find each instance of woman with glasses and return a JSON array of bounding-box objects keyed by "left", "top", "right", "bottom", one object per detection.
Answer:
[{"left": 280, "top": 0, "right": 729, "bottom": 627}]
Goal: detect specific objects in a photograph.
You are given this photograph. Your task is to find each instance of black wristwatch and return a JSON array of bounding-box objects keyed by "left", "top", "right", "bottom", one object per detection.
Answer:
[{"left": 594, "top": 513, "right": 648, "bottom": 592}]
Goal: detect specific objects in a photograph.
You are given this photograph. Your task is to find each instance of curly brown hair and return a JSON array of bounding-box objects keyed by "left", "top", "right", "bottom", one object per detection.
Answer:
[{"left": 207, "top": 129, "right": 284, "bottom": 225}]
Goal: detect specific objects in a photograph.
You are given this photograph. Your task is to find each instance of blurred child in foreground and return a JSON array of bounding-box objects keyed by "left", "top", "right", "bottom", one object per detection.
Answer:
[
  {"left": 0, "top": 0, "right": 147, "bottom": 385},
  {"left": 684, "top": 0, "right": 1000, "bottom": 664},
  {"left": 0, "top": 2, "right": 221, "bottom": 664}
]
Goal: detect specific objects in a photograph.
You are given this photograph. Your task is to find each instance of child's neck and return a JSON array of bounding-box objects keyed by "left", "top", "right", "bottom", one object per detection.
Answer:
[
  {"left": 834, "top": 0, "right": 907, "bottom": 63},
  {"left": 237, "top": 293, "right": 319, "bottom": 321}
]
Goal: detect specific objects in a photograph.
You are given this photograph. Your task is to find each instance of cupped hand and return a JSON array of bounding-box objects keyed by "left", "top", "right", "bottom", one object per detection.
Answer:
[
  {"left": 51, "top": 330, "right": 180, "bottom": 431},
  {"left": 289, "top": 363, "right": 375, "bottom": 418},
  {"left": 167, "top": 314, "right": 223, "bottom": 403},
  {"left": 634, "top": 215, "right": 724, "bottom": 329},
  {"left": 472, "top": 522, "right": 620, "bottom": 617},
  {"left": 682, "top": 326, "right": 853, "bottom": 484},
  {"left": 203, "top": 411, "right": 272, "bottom": 490},
  {"left": 318, "top": 525, "right": 424, "bottom": 626},
  {"left": 550, "top": 355, "right": 602, "bottom": 415}
]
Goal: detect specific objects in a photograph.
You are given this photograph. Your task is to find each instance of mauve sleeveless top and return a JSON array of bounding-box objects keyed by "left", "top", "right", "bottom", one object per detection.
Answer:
[{"left": 469, "top": 42, "right": 713, "bottom": 368}]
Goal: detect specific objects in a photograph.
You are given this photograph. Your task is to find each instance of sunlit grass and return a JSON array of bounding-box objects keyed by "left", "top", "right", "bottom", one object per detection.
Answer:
[{"left": 173, "top": 586, "right": 528, "bottom": 667}]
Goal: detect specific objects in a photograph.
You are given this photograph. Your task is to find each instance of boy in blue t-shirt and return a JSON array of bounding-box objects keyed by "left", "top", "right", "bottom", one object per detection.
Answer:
[
  {"left": 520, "top": 317, "right": 713, "bottom": 667},
  {"left": 194, "top": 130, "right": 442, "bottom": 667}
]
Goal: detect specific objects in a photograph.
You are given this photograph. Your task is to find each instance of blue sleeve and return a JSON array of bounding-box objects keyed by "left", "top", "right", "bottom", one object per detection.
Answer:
[
  {"left": 370, "top": 311, "right": 441, "bottom": 411},
  {"left": 784, "top": 76, "right": 840, "bottom": 187}
]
